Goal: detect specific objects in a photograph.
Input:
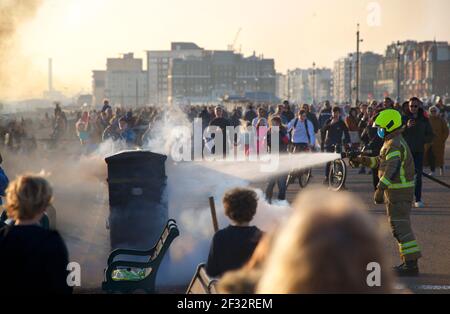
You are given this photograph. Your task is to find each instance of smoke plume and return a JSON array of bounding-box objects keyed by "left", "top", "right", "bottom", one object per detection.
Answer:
[{"left": 0, "top": 0, "right": 44, "bottom": 100}]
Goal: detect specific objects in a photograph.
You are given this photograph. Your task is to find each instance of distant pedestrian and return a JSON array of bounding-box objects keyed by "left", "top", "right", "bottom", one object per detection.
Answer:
[
  {"left": 424, "top": 106, "right": 449, "bottom": 176},
  {"left": 302, "top": 104, "right": 319, "bottom": 134},
  {"left": 402, "top": 97, "right": 434, "bottom": 208}
]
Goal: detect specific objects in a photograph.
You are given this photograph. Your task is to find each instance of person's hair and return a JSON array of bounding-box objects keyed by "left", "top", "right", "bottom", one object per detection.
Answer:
[
  {"left": 0, "top": 153, "right": 2, "bottom": 164},
  {"left": 257, "top": 188, "right": 393, "bottom": 294},
  {"left": 223, "top": 188, "right": 258, "bottom": 224},
  {"left": 409, "top": 97, "right": 422, "bottom": 106},
  {"left": 332, "top": 106, "right": 341, "bottom": 113},
  {"left": 5, "top": 174, "right": 53, "bottom": 221},
  {"left": 429, "top": 105, "right": 439, "bottom": 114},
  {"left": 270, "top": 116, "right": 282, "bottom": 127}
]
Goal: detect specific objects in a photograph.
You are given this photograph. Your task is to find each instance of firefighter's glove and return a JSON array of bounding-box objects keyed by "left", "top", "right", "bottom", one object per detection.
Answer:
[
  {"left": 349, "top": 156, "right": 363, "bottom": 168},
  {"left": 373, "top": 188, "right": 385, "bottom": 205}
]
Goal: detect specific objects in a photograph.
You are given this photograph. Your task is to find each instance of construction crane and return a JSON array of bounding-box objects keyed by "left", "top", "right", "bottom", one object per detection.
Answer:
[{"left": 228, "top": 28, "right": 242, "bottom": 52}]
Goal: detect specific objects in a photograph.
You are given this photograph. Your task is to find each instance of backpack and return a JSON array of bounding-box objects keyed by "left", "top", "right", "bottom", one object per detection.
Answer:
[{"left": 290, "top": 119, "right": 311, "bottom": 144}]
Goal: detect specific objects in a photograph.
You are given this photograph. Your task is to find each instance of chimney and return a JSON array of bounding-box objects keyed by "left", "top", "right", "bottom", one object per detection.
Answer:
[{"left": 48, "top": 58, "right": 53, "bottom": 92}]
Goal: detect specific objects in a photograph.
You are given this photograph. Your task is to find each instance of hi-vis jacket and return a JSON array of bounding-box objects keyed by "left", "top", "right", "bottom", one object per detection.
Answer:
[{"left": 361, "top": 130, "right": 415, "bottom": 193}]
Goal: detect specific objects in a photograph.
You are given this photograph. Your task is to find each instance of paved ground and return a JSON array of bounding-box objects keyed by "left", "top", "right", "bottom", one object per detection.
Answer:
[
  {"left": 47, "top": 140, "right": 449, "bottom": 294},
  {"left": 266, "top": 141, "right": 450, "bottom": 294}
]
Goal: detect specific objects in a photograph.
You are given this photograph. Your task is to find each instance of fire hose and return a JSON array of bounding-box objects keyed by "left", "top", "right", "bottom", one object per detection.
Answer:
[
  {"left": 341, "top": 148, "right": 450, "bottom": 189},
  {"left": 422, "top": 172, "right": 450, "bottom": 189}
]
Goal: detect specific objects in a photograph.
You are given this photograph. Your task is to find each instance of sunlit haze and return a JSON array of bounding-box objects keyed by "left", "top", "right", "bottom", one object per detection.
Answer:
[{"left": 9, "top": 0, "right": 450, "bottom": 99}]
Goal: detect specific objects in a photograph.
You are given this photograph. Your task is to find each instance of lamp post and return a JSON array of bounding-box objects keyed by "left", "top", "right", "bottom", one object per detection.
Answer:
[
  {"left": 396, "top": 41, "right": 403, "bottom": 102},
  {"left": 355, "top": 23, "right": 363, "bottom": 106},
  {"left": 349, "top": 54, "right": 353, "bottom": 104},
  {"left": 312, "top": 62, "right": 316, "bottom": 105}
]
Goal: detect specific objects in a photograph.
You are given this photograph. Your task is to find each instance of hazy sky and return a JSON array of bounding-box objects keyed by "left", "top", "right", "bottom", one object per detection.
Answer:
[{"left": 16, "top": 0, "right": 450, "bottom": 96}]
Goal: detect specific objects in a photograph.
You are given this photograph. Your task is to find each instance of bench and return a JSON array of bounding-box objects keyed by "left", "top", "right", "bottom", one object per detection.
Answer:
[
  {"left": 102, "top": 219, "right": 179, "bottom": 294},
  {"left": 186, "top": 263, "right": 218, "bottom": 294}
]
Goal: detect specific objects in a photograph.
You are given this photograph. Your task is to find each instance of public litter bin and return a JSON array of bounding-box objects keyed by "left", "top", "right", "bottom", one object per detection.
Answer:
[{"left": 105, "top": 150, "right": 168, "bottom": 250}]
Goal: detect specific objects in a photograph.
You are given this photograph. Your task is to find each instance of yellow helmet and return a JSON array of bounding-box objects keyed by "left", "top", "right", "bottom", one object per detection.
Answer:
[{"left": 372, "top": 109, "right": 402, "bottom": 133}]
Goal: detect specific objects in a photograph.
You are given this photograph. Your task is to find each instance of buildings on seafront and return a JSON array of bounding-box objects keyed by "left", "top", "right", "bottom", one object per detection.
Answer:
[
  {"left": 284, "top": 68, "right": 332, "bottom": 105},
  {"left": 92, "top": 43, "right": 276, "bottom": 106},
  {"left": 92, "top": 53, "right": 147, "bottom": 107},
  {"left": 91, "top": 40, "right": 449, "bottom": 107},
  {"left": 332, "top": 52, "right": 383, "bottom": 104},
  {"left": 168, "top": 49, "right": 276, "bottom": 104},
  {"left": 374, "top": 41, "right": 450, "bottom": 101}
]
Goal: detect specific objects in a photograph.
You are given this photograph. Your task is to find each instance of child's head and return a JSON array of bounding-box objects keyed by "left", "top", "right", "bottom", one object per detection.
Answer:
[
  {"left": 223, "top": 188, "right": 258, "bottom": 225},
  {"left": 6, "top": 174, "right": 53, "bottom": 221}
]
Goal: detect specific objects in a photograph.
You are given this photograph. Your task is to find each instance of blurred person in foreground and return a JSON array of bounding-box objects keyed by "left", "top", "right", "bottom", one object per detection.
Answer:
[
  {"left": 351, "top": 109, "right": 422, "bottom": 276},
  {"left": 424, "top": 106, "right": 449, "bottom": 176},
  {"left": 0, "top": 174, "right": 72, "bottom": 294},
  {"left": 0, "top": 153, "right": 9, "bottom": 218},
  {"left": 257, "top": 188, "right": 393, "bottom": 294},
  {"left": 206, "top": 188, "right": 263, "bottom": 278}
]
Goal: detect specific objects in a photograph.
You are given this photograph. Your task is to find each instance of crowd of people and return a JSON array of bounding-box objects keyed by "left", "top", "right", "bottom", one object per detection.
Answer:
[{"left": 0, "top": 94, "right": 448, "bottom": 294}]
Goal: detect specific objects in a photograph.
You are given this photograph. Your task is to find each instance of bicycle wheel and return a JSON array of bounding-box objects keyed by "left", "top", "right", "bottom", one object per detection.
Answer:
[
  {"left": 328, "top": 159, "right": 347, "bottom": 191},
  {"left": 299, "top": 168, "right": 312, "bottom": 188}
]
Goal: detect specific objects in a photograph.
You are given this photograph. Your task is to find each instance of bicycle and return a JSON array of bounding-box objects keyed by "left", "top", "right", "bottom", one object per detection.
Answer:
[
  {"left": 286, "top": 145, "right": 313, "bottom": 189},
  {"left": 328, "top": 145, "right": 373, "bottom": 192},
  {"left": 327, "top": 145, "right": 348, "bottom": 192}
]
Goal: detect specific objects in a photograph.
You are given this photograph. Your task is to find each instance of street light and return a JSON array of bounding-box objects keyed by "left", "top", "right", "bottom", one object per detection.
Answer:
[
  {"left": 396, "top": 41, "right": 403, "bottom": 102},
  {"left": 349, "top": 54, "right": 353, "bottom": 104},
  {"left": 312, "top": 62, "right": 316, "bottom": 105},
  {"left": 355, "top": 23, "right": 364, "bottom": 106}
]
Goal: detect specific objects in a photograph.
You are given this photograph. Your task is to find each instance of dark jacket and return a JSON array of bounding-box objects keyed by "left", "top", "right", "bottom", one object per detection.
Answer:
[
  {"left": 402, "top": 109, "right": 434, "bottom": 153},
  {"left": 318, "top": 108, "right": 332, "bottom": 129},
  {"left": 0, "top": 225, "right": 73, "bottom": 294},
  {"left": 282, "top": 110, "right": 295, "bottom": 124},
  {"left": 198, "top": 109, "right": 212, "bottom": 130},
  {"left": 267, "top": 126, "right": 289, "bottom": 153},
  {"left": 206, "top": 225, "right": 262, "bottom": 278},
  {"left": 306, "top": 112, "right": 320, "bottom": 134},
  {"left": 361, "top": 125, "right": 384, "bottom": 156},
  {"left": 244, "top": 110, "right": 257, "bottom": 123},
  {"left": 321, "top": 118, "right": 351, "bottom": 149}
]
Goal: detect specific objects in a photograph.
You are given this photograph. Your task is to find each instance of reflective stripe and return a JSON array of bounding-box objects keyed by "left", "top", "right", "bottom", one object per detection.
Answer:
[
  {"left": 402, "top": 247, "right": 421, "bottom": 255},
  {"left": 386, "top": 150, "right": 401, "bottom": 160},
  {"left": 380, "top": 176, "right": 392, "bottom": 187},
  {"left": 388, "top": 181, "right": 415, "bottom": 189},
  {"left": 369, "top": 157, "right": 377, "bottom": 169},
  {"left": 400, "top": 240, "right": 418, "bottom": 250}
]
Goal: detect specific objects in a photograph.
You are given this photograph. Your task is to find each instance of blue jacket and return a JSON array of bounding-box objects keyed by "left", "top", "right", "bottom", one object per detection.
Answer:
[
  {"left": 0, "top": 167, "right": 9, "bottom": 205},
  {"left": 120, "top": 128, "right": 136, "bottom": 144}
]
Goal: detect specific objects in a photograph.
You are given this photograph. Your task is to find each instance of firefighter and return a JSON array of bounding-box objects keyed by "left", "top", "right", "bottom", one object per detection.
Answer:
[{"left": 351, "top": 109, "right": 421, "bottom": 276}]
